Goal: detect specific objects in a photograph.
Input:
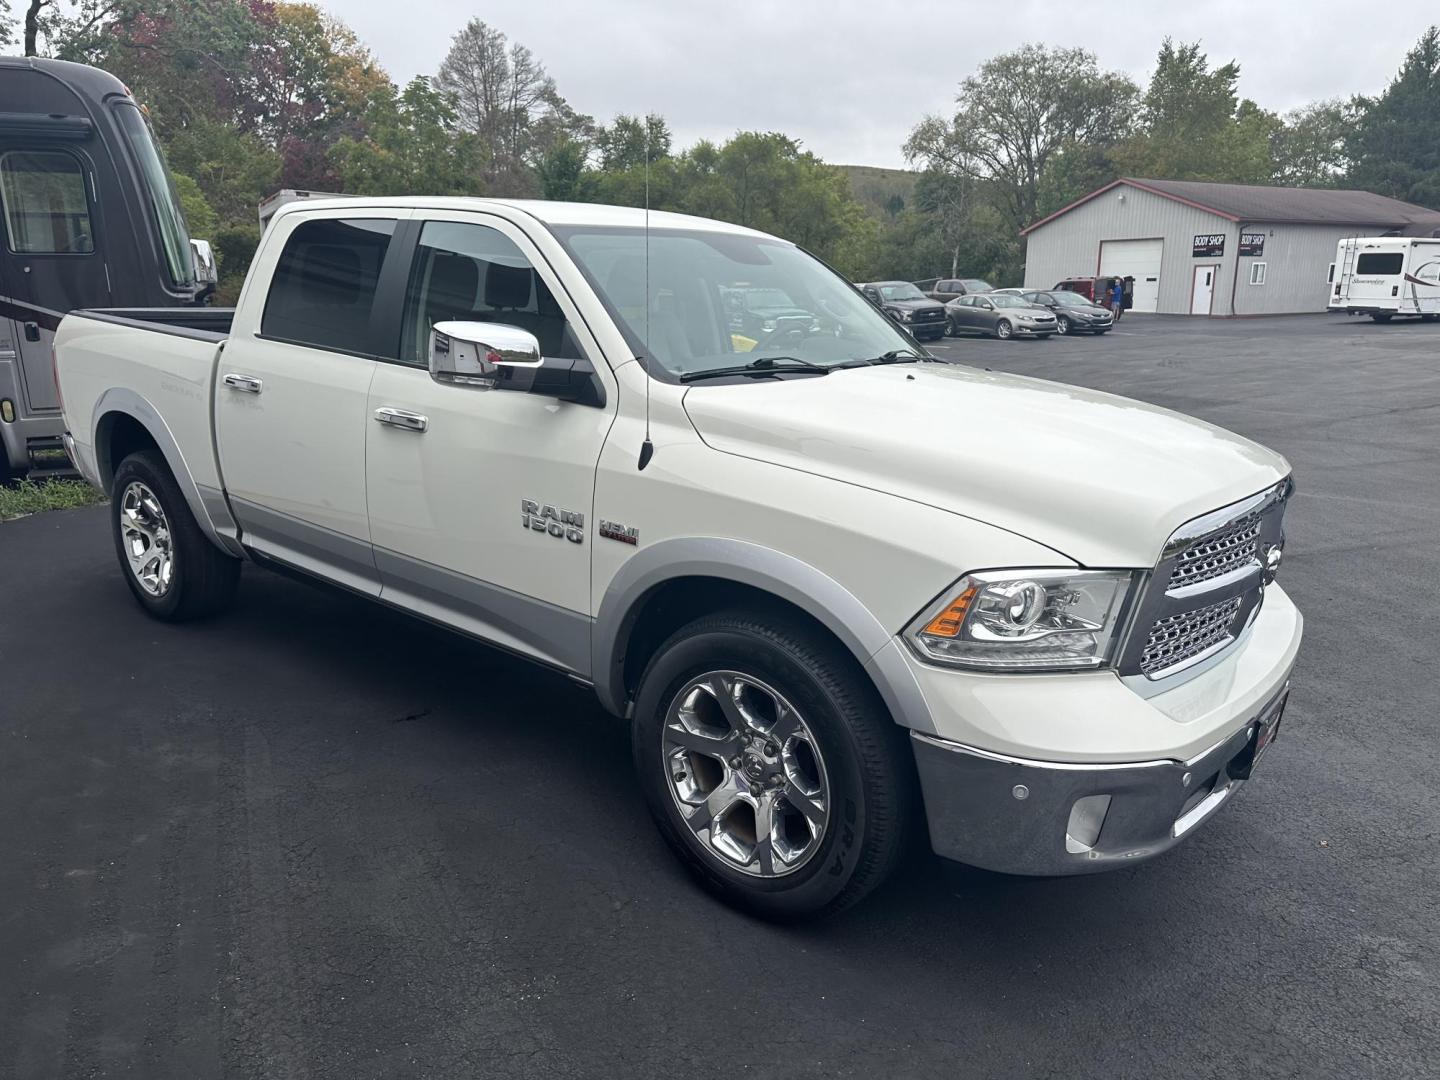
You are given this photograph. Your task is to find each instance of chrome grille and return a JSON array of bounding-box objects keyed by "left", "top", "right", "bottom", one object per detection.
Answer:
[
  {"left": 1167, "top": 515, "right": 1261, "bottom": 593},
  {"left": 1140, "top": 596, "right": 1243, "bottom": 677}
]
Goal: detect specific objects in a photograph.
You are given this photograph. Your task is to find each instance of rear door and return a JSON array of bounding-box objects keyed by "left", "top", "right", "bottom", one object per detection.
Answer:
[
  {"left": 0, "top": 143, "right": 110, "bottom": 412},
  {"left": 215, "top": 210, "right": 410, "bottom": 595}
]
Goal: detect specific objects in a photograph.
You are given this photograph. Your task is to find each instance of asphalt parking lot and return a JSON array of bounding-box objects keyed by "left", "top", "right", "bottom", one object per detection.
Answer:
[{"left": 3, "top": 314, "right": 1438, "bottom": 1079}]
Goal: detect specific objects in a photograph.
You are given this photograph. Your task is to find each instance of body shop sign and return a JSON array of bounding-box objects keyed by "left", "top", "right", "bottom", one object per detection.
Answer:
[
  {"left": 1193, "top": 233, "right": 1226, "bottom": 258},
  {"left": 1239, "top": 232, "right": 1266, "bottom": 257}
]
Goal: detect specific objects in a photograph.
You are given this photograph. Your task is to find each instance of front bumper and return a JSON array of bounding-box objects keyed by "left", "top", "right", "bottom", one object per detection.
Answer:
[
  {"left": 912, "top": 684, "right": 1288, "bottom": 874},
  {"left": 1014, "top": 322, "right": 1056, "bottom": 337}
]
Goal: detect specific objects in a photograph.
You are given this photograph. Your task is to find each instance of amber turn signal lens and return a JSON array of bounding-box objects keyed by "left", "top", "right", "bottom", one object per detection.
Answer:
[{"left": 922, "top": 586, "right": 977, "bottom": 638}]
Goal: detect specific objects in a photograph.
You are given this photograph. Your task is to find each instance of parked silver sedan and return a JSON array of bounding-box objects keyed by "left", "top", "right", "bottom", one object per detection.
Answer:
[{"left": 945, "top": 293, "right": 1058, "bottom": 339}]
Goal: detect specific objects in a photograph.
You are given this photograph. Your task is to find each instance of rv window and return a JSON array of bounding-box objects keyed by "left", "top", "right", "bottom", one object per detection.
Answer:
[
  {"left": 112, "top": 102, "right": 193, "bottom": 288},
  {"left": 1355, "top": 252, "right": 1404, "bottom": 276},
  {"left": 0, "top": 151, "right": 95, "bottom": 254},
  {"left": 261, "top": 217, "right": 397, "bottom": 357}
]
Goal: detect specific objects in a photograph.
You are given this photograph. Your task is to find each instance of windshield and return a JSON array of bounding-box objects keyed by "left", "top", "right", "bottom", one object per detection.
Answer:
[
  {"left": 990, "top": 295, "right": 1030, "bottom": 309},
  {"left": 112, "top": 101, "right": 194, "bottom": 289},
  {"left": 878, "top": 282, "right": 925, "bottom": 301},
  {"left": 961, "top": 279, "right": 993, "bottom": 292},
  {"left": 553, "top": 226, "right": 919, "bottom": 379}
]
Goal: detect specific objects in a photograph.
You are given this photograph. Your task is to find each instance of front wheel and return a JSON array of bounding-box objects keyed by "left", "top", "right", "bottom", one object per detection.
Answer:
[
  {"left": 1056, "top": 316, "right": 1071, "bottom": 335},
  {"left": 632, "top": 610, "right": 913, "bottom": 919},
  {"left": 111, "top": 450, "right": 240, "bottom": 621},
  {"left": 995, "top": 319, "right": 1013, "bottom": 339}
]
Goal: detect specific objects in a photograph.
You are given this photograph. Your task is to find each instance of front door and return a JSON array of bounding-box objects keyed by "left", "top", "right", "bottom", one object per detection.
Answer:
[
  {"left": 364, "top": 214, "right": 616, "bottom": 674},
  {"left": 215, "top": 211, "right": 408, "bottom": 595},
  {"left": 0, "top": 143, "right": 110, "bottom": 412},
  {"left": 1190, "top": 264, "right": 1216, "bottom": 315}
]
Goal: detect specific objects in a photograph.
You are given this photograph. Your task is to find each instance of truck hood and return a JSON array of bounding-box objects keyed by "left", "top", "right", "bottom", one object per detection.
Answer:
[{"left": 681, "top": 363, "right": 1290, "bottom": 567}]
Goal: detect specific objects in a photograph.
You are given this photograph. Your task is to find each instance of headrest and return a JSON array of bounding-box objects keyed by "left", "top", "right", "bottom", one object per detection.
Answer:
[{"left": 485, "top": 261, "right": 532, "bottom": 309}]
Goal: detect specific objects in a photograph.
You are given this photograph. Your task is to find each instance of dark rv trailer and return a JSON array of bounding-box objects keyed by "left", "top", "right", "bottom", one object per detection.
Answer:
[{"left": 0, "top": 56, "right": 214, "bottom": 481}]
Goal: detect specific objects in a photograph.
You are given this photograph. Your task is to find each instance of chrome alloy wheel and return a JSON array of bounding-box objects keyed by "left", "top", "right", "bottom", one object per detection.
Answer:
[
  {"left": 662, "top": 671, "right": 830, "bottom": 877},
  {"left": 119, "top": 481, "right": 174, "bottom": 596}
]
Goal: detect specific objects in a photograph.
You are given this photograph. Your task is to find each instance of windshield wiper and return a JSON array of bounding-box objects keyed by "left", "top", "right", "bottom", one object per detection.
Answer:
[
  {"left": 840, "top": 349, "right": 927, "bottom": 367},
  {"left": 679, "top": 356, "right": 830, "bottom": 383}
]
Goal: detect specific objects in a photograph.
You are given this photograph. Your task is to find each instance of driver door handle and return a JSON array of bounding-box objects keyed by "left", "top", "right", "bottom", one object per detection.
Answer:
[
  {"left": 374, "top": 407, "right": 428, "bottom": 433},
  {"left": 222, "top": 372, "right": 263, "bottom": 394}
]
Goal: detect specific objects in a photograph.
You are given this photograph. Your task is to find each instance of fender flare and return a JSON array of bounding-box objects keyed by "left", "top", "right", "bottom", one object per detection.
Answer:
[
  {"left": 91, "top": 387, "right": 243, "bottom": 557},
  {"left": 591, "top": 536, "right": 934, "bottom": 732}
]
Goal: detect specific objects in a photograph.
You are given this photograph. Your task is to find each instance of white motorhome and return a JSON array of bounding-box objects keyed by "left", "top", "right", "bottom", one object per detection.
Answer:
[{"left": 1329, "top": 236, "right": 1440, "bottom": 322}]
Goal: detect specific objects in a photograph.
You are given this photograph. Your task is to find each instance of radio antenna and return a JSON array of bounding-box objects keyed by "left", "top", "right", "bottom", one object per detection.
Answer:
[{"left": 638, "top": 117, "right": 655, "bottom": 471}]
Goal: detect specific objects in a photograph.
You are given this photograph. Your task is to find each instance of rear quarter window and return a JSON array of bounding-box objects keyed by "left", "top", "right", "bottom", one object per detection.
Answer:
[{"left": 261, "top": 217, "right": 397, "bottom": 357}]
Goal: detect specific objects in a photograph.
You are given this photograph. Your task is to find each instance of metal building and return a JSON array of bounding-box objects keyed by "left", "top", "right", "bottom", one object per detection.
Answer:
[{"left": 1021, "top": 178, "right": 1440, "bottom": 316}]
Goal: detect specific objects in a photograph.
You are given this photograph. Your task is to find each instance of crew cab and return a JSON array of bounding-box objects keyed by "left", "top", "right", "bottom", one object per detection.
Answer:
[{"left": 56, "top": 198, "right": 1303, "bottom": 918}]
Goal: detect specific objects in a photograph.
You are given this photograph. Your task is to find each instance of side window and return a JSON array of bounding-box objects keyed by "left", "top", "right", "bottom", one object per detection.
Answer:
[
  {"left": 400, "top": 220, "right": 579, "bottom": 367},
  {"left": 0, "top": 150, "right": 95, "bottom": 254},
  {"left": 261, "top": 217, "right": 396, "bottom": 356}
]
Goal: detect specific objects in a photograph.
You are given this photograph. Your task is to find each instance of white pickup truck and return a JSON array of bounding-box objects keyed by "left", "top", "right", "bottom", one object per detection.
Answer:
[{"left": 56, "top": 197, "right": 1302, "bottom": 917}]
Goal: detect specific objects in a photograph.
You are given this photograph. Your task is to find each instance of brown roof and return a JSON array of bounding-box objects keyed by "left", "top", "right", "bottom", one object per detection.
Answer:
[{"left": 1022, "top": 178, "right": 1440, "bottom": 235}]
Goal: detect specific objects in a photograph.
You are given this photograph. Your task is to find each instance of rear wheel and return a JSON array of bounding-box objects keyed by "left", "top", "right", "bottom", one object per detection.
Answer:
[
  {"left": 995, "top": 319, "right": 1013, "bottom": 339},
  {"left": 111, "top": 450, "right": 240, "bottom": 621},
  {"left": 1372, "top": 312, "right": 1394, "bottom": 323},
  {"left": 632, "top": 610, "right": 913, "bottom": 919}
]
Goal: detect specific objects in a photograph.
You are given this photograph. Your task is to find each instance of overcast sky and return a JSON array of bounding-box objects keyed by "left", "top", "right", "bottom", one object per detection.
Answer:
[{"left": 325, "top": 0, "right": 1438, "bottom": 169}]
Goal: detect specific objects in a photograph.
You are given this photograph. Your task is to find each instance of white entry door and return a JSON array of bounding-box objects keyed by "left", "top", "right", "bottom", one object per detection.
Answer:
[
  {"left": 1099, "top": 238, "right": 1163, "bottom": 312},
  {"left": 1190, "top": 264, "right": 1217, "bottom": 314}
]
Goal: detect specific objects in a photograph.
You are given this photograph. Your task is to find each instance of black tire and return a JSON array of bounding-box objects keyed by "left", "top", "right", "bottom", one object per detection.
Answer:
[
  {"left": 632, "top": 609, "right": 914, "bottom": 920},
  {"left": 944, "top": 315, "right": 957, "bottom": 337},
  {"left": 995, "top": 319, "right": 1013, "bottom": 340},
  {"left": 111, "top": 449, "right": 240, "bottom": 621},
  {"left": 1421, "top": 314, "right": 1438, "bottom": 322},
  {"left": 1372, "top": 312, "right": 1393, "bottom": 323},
  {"left": 1056, "top": 316, "right": 1072, "bottom": 335}
]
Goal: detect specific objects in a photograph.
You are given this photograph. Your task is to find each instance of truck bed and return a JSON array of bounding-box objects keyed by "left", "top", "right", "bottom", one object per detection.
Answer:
[
  {"left": 56, "top": 307, "right": 231, "bottom": 503},
  {"left": 78, "top": 307, "right": 235, "bottom": 340}
]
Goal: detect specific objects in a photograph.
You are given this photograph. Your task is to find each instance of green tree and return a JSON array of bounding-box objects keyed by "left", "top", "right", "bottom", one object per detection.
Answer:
[
  {"left": 595, "top": 113, "right": 672, "bottom": 171},
  {"left": 1347, "top": 27, "right": 1440, "bottom": 207},
  {"left": 537, "top": 137, "right": 592, "bottom": 201},
  {"left": 937, "top": 45, "right": 1138, "bottom": 234},
  {"left": 331, "top": 77, "right": 483, "bottom": 197},
  {"left": 171, "top": 172, "right": 218, "bottom": 241},
  {"left": 1118, "top": 39, "right": 1277, "bottom": 183},
  {"left": 1271, "top": 100, "right": 1352, "bottom": 187}
]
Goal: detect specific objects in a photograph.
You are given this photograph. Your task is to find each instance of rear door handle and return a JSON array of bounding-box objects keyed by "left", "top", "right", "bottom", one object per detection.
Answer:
[
  {"left": 374, "top": 407, "right": 428, "bottom": 433},
  {"left": 223, "top": 372, "right": 263, "bottom": 394}
]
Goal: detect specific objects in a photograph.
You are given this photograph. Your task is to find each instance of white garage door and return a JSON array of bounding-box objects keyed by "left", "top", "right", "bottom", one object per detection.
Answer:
[{"left": 1099, "top": 239, "right": 1163, "bottom": 313}]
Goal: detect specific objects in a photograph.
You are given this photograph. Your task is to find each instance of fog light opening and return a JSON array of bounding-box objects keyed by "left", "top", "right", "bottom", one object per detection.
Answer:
[{"left": 1065, "top": 794, "right": 1112, "bottom": 854}]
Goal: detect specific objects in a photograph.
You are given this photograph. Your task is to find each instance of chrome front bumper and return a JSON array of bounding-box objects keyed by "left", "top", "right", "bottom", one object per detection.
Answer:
[{"left": 912, "top": 682, "right": 1290, "bottom": 875}]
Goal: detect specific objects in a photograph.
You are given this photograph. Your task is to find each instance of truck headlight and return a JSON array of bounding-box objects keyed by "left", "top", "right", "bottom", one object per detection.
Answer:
[
  {"left": 906, "top": 569, "right": 1138, "bottom": 671},
  {"left": 896, "top": 309, "right": 913, "bottom": 321}
]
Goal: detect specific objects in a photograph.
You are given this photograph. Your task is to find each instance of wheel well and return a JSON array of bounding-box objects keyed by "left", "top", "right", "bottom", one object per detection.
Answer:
[
  {"left": 95, "top": 412, "right": 160, "bottom": 492},
  {"left": 618, "top": 576, "right": 868, "bottom": 707}
]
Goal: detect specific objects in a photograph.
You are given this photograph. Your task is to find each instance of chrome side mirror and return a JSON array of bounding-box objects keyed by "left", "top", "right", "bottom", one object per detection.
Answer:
[
  {"left": 429, "top": 321, "right": 543, "bottom": 390},
  {"left": 190, "top": 238, "right": 218, "bottom": 286}
]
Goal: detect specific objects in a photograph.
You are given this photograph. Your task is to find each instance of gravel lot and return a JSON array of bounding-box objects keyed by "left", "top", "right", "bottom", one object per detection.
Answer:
[{"left": 2, "top": 314, "right": 1437, "bottom": 1078}]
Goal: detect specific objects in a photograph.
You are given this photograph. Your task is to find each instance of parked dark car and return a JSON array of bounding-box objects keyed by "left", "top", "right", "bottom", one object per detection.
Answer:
[
  {"left": 858, "top": 280, "right": 946, "bottom": 341},
  {"left": 921, "top": 277, "right": 994, "bottom": 303},
  {"left": 1019, "top": 289, "right": 1113, "bottom": 335},
  {"left": 945, "top": 292, "right": 1057, "bottom": 340}
]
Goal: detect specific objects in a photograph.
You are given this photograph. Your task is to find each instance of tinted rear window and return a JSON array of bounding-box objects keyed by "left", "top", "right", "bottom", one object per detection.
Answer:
[
  {"left": 1355, "top": 252, "right": 1404, "bottom": 276},
  {"left": 262, "top": 218, "right": 396, "bottom": 356}
]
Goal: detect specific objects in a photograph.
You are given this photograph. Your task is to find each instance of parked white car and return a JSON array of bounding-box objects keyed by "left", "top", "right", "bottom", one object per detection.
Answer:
[{"left": 55, "top": 197, "right": 1302, "bottom": 917}]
